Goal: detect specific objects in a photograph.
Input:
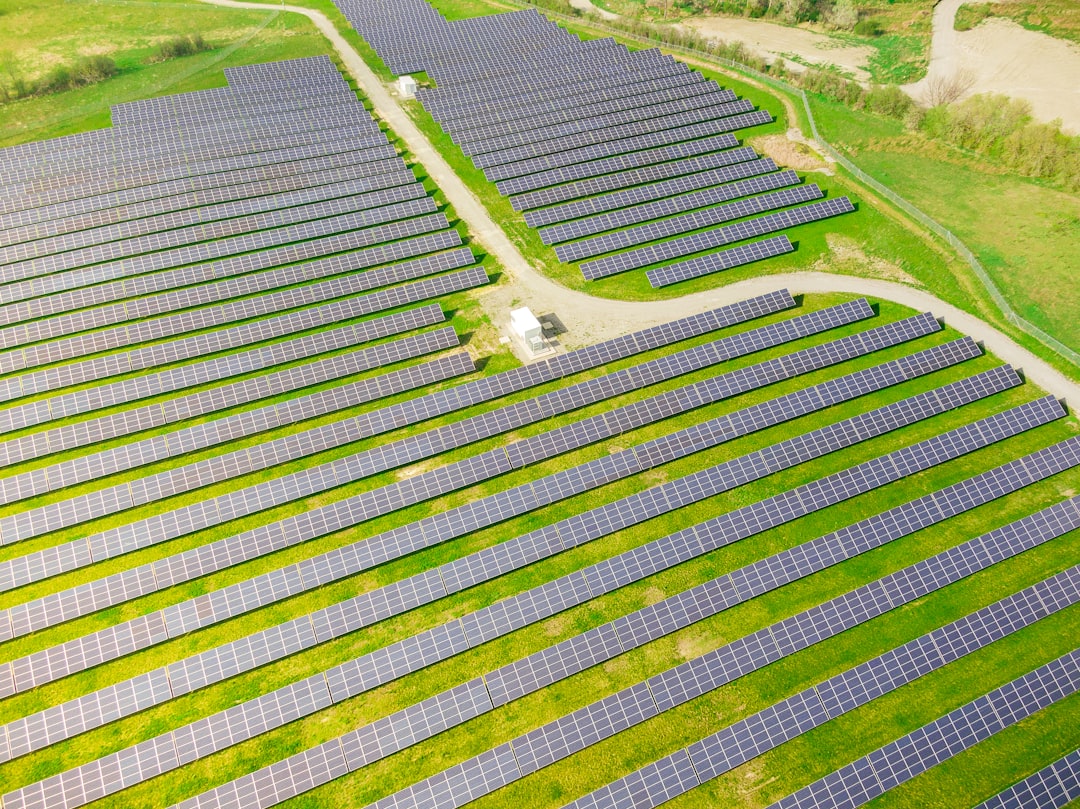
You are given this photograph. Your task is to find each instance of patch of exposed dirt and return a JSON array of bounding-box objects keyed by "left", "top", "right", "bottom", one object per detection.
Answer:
[
  {"left": 814, "top": 233, "right": 923, "bottom": 287},
  {"left": 681, "top": 15, "right": 875, "bottom": 82},
  {"left": 751, "top": 133, "right": 831, "bottom": 173}
]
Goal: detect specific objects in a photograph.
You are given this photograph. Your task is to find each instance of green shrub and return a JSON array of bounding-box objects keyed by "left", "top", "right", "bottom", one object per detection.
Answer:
[
  {"left": 151, "top": 33, "right": 212, "bottom": 62},
  {"left": 853, "top": 17, "right": 884, "bottom": 36},
  {"left": 863, "top": 84, "right": 913, "bottom": 119}
]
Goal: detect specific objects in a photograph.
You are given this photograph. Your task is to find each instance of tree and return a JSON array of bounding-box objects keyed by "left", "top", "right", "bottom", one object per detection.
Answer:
[
  {"left": 921, "top": 69, "right": 975, "bottom": 107},
  {"left": 827, "top": 0, "right": 859, "bottom": 30}
]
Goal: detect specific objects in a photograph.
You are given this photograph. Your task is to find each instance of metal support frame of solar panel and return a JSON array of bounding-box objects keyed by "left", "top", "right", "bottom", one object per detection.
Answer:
[
  {"left": 0, "top": 207, "right": 452, "bottom": 311},
  {"left": 0, "top": 295, "right": 857, "bottom": 606},
  {"left": 539, "top": 170, "right": 801, "bottom": 245},
  {"left": 581, "top": 197, "right": 855, "bottom": 280},
  {"left": 452, "top": 86, "right": 735, "bottom": 156},
  {"left": 0, "top": 290, "right": 788, "bottom": 516},
  {"left": 0, "top": 173, "right": 430, "bottom": 267},
  {"left": 1, "top": 126, "right": 399, "bottom": 217},
  {"left": 760, "top": 648, "right": 1080, "bottom": 809},
  {"left": 0, "top": 338, "right": 1033, "bottom": 697},
  {"left": 555, "top": 185, "right": 822, "bottom": 263},
  {"left": 163, "top": 480, "right": 1080, "bottom": 809},
  {"left": 0, "top": 147, "right": 404, "bottom": 232},
  {"left": 0, "top": 235, "right": 468, "bottom": 365},
  {"left": 0, "top": 302, "right": 937, "bottom": 634},
  {"left": 562, "top": 563, "right": 1080, "bottom": 809},
  {"left": 0, "top": 309, "right": 1008, "bottom": 759},
  {"left": 0, "top": 161, "right": 420, "bottom": 254},
  {"left": 973, "top": 749, "right": 1080, "bottom": 809},
  {"left": 0, "top": 274, "right": 482, "bottom": 447},
  {"left": 484, "top": 112, "right": 774, "bottom": 187},
  {"left": 0, "top": 187, "right": 438, "bottom": 285},
  {"left": 0, "top": 302, "right": 448, "bottom": 437}
]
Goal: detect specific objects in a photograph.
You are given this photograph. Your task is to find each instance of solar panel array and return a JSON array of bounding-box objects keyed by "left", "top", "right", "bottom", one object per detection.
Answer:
[
  {"left": 328, "top": 0, "right": 853, "bottom": 286},
  {"left": 163, "top": 482, "right": 1080, "bottom": 809},
  {"left": 973, "top": 749, "right": 1080, "bottom": 809},
  {"left": 763, "top": 647, "right": 1080, "bottom": 809},
  {"left": 0, "top": 58, "right": 1074, "bottom": 809}
]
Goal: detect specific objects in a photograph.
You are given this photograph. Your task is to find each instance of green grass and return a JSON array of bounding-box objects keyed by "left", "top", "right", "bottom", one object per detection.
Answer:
[
  {"left": 808, "top": 94, "right": 1080, "bottom": 354},
  {"left": 2, "top": 295, "right": 1079, "bottom": 808},
  {"left": 0, "top": 0, "right": 337, "bottom": 147},
  {"left": 955, "top": 0, "right": 1080, "bottom": 44}
]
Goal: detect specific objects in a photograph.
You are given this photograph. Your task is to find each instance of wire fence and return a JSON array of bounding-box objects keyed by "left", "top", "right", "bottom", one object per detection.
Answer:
[{"left": 512, "top": 0, "right": 1080, "bottom": 370}]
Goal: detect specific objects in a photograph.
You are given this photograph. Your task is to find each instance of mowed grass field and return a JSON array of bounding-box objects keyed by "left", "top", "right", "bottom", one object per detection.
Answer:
[
  {"left": 2, "top": 284, "right": 1080, "bottom": 809},
  {"left": 0, "top": 0, "right": 333, "bottom": 147},
  {"left": 809, "top": 95, "right": 1080, "bottom": 355},
  {"left": 0, "top": 1, "right": 1077, "bottom": 806}
]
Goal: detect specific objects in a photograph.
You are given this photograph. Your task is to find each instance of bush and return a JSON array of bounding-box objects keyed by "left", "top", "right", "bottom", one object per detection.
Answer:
[
  {"left": 151, "top": 33, "right": 212, "bottom": 62},
  {"left": 35, "top": 56, "right": 117, "bottom": 95},
  {"left": 853, "top": 17, "right": 884, "bottom": 36},
  {"left": 863, "top": 84, "right": 913, "bottom": 118}
]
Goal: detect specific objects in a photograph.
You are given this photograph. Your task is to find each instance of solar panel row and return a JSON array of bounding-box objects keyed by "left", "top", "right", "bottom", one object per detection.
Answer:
[
  {"left": 0, "top": 162, "right": 416, "bottom": 251},
  {"left": 580, "top": 197, "right": 855, "bottom": 280},
  {"left": 0, "top": 232, "right": 466, "bottom": 345},
  {"left": 538, "top": 170, "right": 801, "bottom": 245},
  {"left": 0, "top": 291, "right": 788, "bottom": 512},
  {"left": 764, "top": 647, "right": 1080, "bottom": 809},
  {"left": 167, "top": 482, "right": 1080, "bottom": 809},
  {"left": 0, "top": 298, "right": 445, "bottom": 414},
  {"left": 0, "top": 330, "right": 1028, "bottom": 734},
  {"left": 973, "top": 748, "right": 1080, "bottom": 809},
  {"left": 0, "top": 299, "right": 872, "bottom": 629},
  {"left": 563, "top": 563, "right": 1080, "bottom": 809},
  {"left": 24, "top": 383, "right": 1066, "bottom": 807},
  {"left": 0, "top": 269, "right": 485, "bottom": 441}
]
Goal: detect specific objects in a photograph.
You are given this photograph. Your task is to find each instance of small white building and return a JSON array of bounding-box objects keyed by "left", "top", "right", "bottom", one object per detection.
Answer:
[
  {"left": 510, "top": 307, "right": 549, "bottom": 356},
  {"left": 397, "top": 75, "right": 417, "bottom": 98}
]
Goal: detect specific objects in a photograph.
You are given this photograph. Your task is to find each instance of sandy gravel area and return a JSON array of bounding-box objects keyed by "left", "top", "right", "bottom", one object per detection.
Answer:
[
  {"left": 681, "top": 16, "right": 874, "bottom": 82},
  {"left": 907, "top": 0, "right": 1080, "bottom": 133}
]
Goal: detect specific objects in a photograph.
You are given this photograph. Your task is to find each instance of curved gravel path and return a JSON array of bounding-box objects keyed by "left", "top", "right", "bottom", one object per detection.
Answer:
[{"left": 200, "top": 0, "right": 1080, "bottom": 405}]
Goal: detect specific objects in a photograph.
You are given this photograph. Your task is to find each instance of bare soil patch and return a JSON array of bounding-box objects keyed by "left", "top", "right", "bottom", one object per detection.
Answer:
[
  {"left": 681, "top": 16, "right": 875, "bottom": 82},
  {"left": 751, "top": 133, "right": 830, "bottom": 173}
]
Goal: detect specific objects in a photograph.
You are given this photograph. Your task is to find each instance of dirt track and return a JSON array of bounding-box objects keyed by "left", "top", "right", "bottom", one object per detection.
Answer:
[
  {"left": 906, "top": 0, "right": 1080, "bottom": 133},
  {"left": 199, "top": 0, "right": 1080, "bottom": 405}
]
